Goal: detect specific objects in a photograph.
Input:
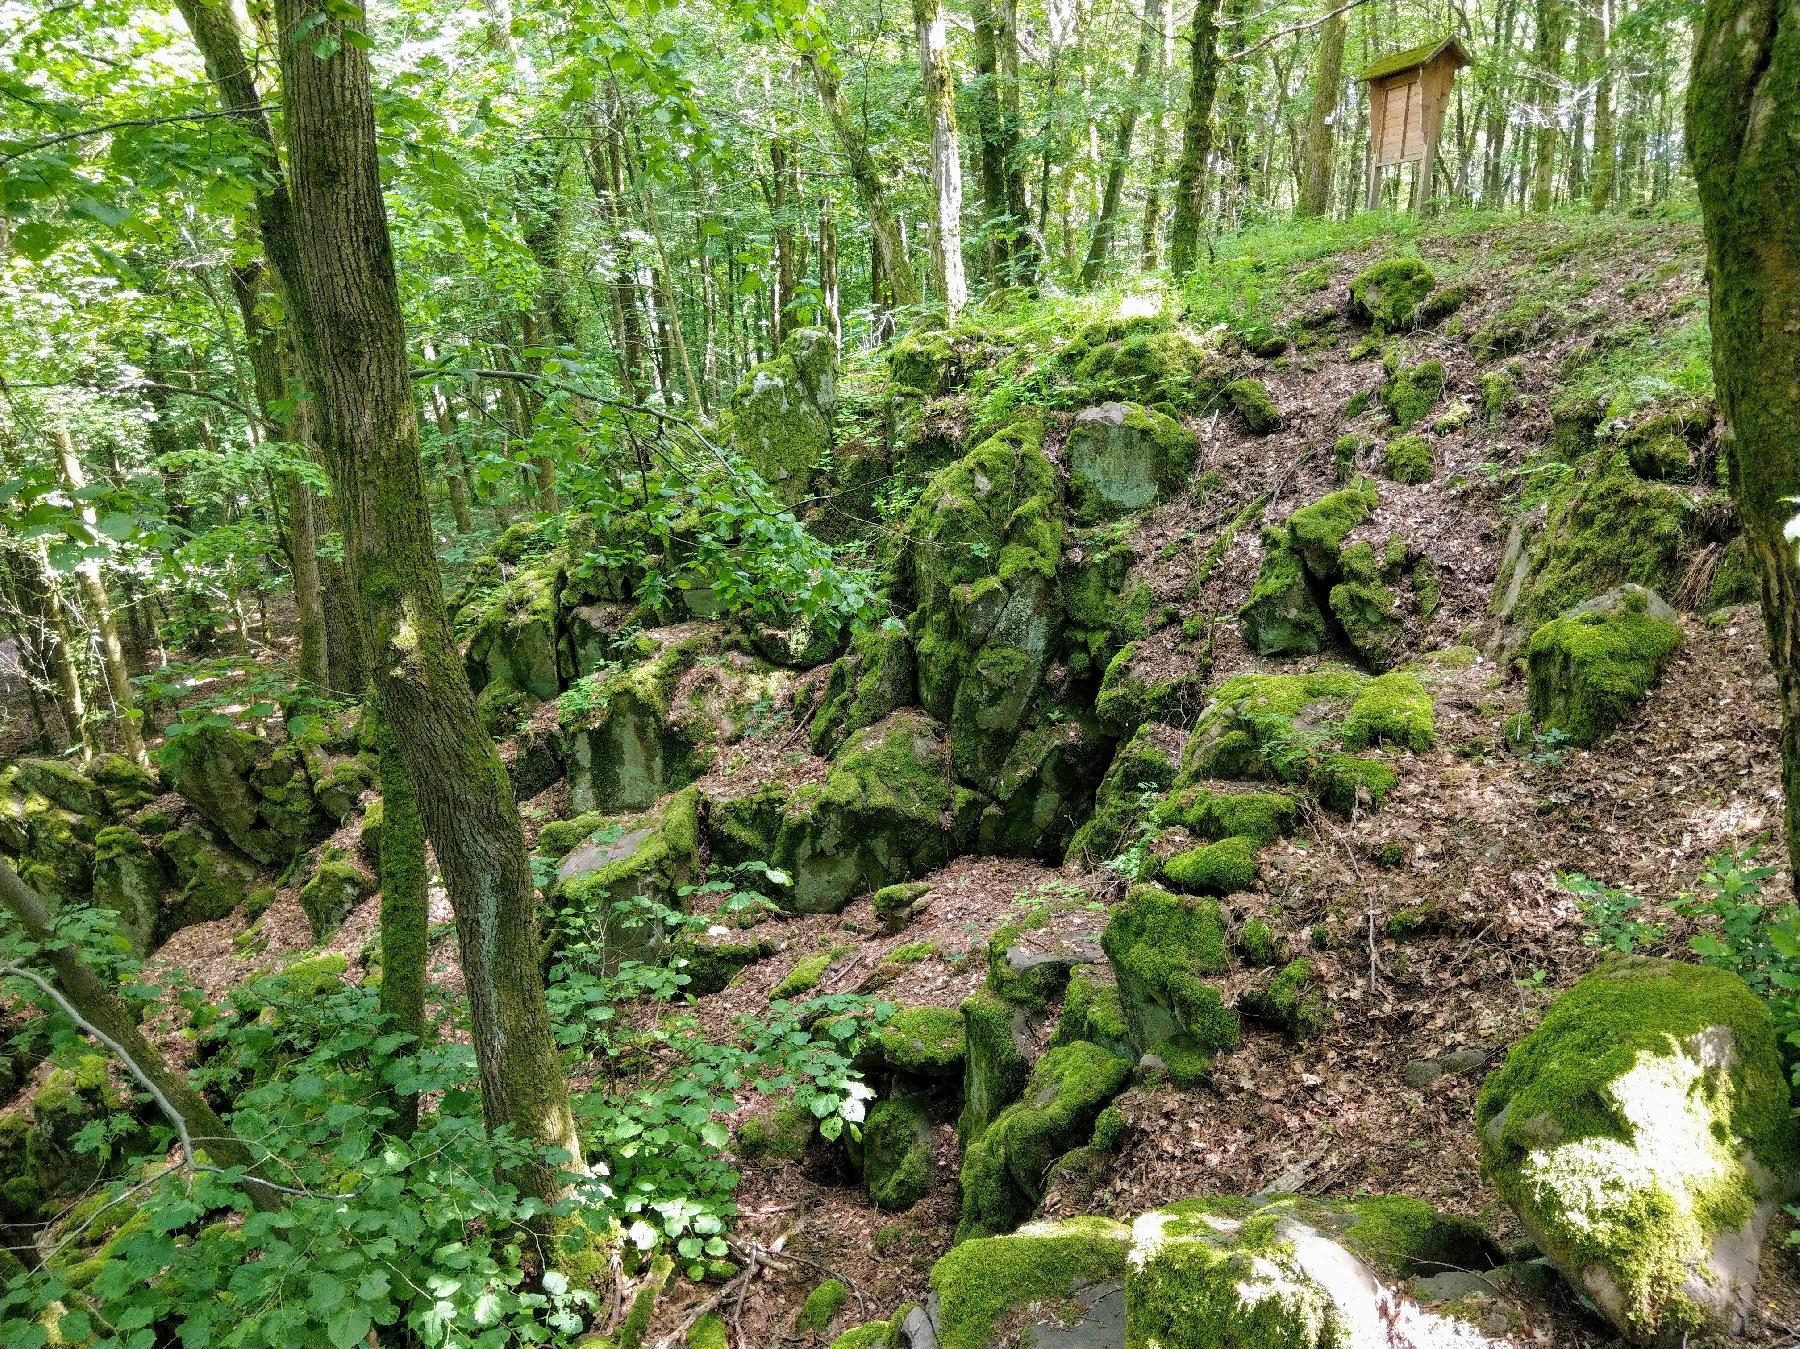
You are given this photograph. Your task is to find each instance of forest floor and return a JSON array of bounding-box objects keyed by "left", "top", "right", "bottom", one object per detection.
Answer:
[{"left": 12, "top": 205, "right": 1795, "bottom": 1348}]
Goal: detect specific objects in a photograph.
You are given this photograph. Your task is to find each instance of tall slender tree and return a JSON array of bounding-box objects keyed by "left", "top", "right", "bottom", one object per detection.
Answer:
[
  {"left": 1082, "top": 0, "right": 1165, "bottom": 284},
  {"left": 1168, "top": 0, "right": 1225, "bottom": 275},
  {"left": 268, "top": 0, "right": 582, "bottom": 1206},
  {"left": 914, "top": 0, "right": 969, "bottom": 314},
  {"left": 1298, "top": 4, "right": 1348, "bottom": 218}
]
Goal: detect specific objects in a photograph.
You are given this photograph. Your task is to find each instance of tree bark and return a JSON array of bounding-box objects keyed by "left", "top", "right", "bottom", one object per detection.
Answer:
[
  {"left": 1530, "top": 0, "right": 1568, "bottom": 211},
  {"left": 1297, "top": 5, "right": 1348, "bottom": 218},
  {"left": 806, "top": 54, "right": 922, "bottom": 310},
  {"left": 53, "top": 424, "right": 146, "bottom": 767},
  {"left": 270, "top": 0, "right": 581, "bottom": 1206},
  {"left": 1688, "top": 0, "right": 1800, "bottom": 892},
  {"left": 373, "top": 708, "right": 427, "bottom": 1138},
  {"left": 1168, "top": 0, "right": 1224, "bottom": 275},
  {"left": 914, "top": 0, "right": 969, "bottom": 315},
  {"left": 1589, "top": 0, "right": 1616, "bottom": 209}
]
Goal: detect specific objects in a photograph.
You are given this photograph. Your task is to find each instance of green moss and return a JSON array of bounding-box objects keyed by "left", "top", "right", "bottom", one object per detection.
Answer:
[
  {"left": 1241, "top": 958, "right": 1327, "bottom": 1039},
  {"left": 1178, "top": 668, "right": 1366, "bottom": 784},
  {"left": 1314, "top": 754, "right": 1398, "bottom": 815},
  {"left": 1512, "top": 448, "right": 1695, "bottom": 631},
  {"left": 1477, "top": 956, "right": 1800, "bottom": 1340},
  {"left": 1163, "top": 835, "right": 1260, "bottom": 896},
  {"left": 1101, "top": 884, "right": 1237, "bottom": 1083},
  {"left": 959, "top": 988, "right": 1031, "bottom": 1144},
  {"left": 1333, "top": 433, "right": 1370, "bottom": 483},
  {"left": 1525, "top": 593, "right": 1684, "bottom": 747},
  {"left": 1225, "top": 378, "right": 1280, "bottom": 434},
  {"left": 297, "top": 855, "right": 375, "bottom": 943},
  {"left": 1239, "top": 535, "right": 1327, "bottom": 657},
  {"left": 1705, "top": 534, "right": 1759, "bottom": 609},
  {"left": 1064, "top": 324, "right": 1220, "bottom": 410},
  {"left": 1065, "top": 401, "right": 1199, "bottom": 523},
  {"left": 879, "top": 1006, "right": 967, "bottom": 1077},
  {"left": 1091, "top": 1104, "right": 1127, "bottom": 1152},
  {"left": 1382, "top": 360, "right": 1446, "bottom": 431},
  {"left": 871, "top": 880, "right": 933, "bottom": 932},
  {"left": 1480, "top": 369, "right": 1515, "bottom": 421},
  {"left": 861, "top": 1095, "right": 936, "bottom": 1212},
  {"left": 809, "top": 625, "right": 918, "bottom": 759},
  {"left": 687, "top": 1312, "right": 729, "bottom": 1349},
  {"left": 1238, "top": 919, "right": 1280, "bottom": 967},
  {"left": 1053, "top": 974, "right": 1131, "bottom": 1057},
  {"left": 1328, "top": 570, "right": 1407, "bottom": 672},
  {"left": 1343, "top": 672, "right": 1435, "bottom": 752},
  {"left": 1286, "top": 480, "right": 1379, "bottom": 581},
  {"left": 1381, "top": 433, "right": 1434, "bottom": 484},
  {"left": 888, "top": 330, "right": 957, "bottom": 394},
  {"left": 931, "top": 1219, "right": 1132, "bottom": 1349},
  {"left": 957, "top": 1043, "right": 1132, "bottom": 1239},
  {"left": 827, "top": 1325, "right": 892, "bottom": 1349},
  {"left": 797, "top": 1279, "right": 848, "bottom": 1333},
  {"left": 723, "top": 329, "right": 835, "bottom": 505},
  {"left": 1157, "top": 786, "right": 1299, "bottom": 845},
  {"left": 772, "top": 949, "right": 839, "bottom": 1000},
  {"left": 886, "top": 941, "right": 935, "bottom": 966},
  {"left": 735, "top": 1098, "right": 816, "bottom": 1162},
  {"left": 1349, "top": 258, "right": 1437, "bottom": 332}
]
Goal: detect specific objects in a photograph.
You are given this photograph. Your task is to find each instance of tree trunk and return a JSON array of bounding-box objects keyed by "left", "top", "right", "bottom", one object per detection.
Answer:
[
  {"left": 1589, "top": 0, "right": 1616, "bottom": 209},
  {"left": 1530, "top": 0, "right": 1567, "bottom": 211},
  {"left": 270, "top": 0, "right": 581, "bottom": 1207},
  {"left": 53, "top": 424, "right": 146, "bottom": 767},
  {"left": 1688, "top": 0, "right": 1800, "bottom": 892},
  {"left": 373, "top": 708, "right": 428, "bottom": 1138},
  {"left": 1168, "top": 0, "right": 1224, "bottom": 275},
  {"left": 1483, "top": 0, "right": 1519, "bottom": 207},
  {"left": 972, "top": 0, "right": 1011, "bottom": 286},
  {"left": 819, "top": 197, "right": 841, "bottom": 348},
  {"left": 914, "top": 0, "right": 969, "bottom": 315},
  {"left": 35, "top": 541, "right": 95, "bottom": 760},
  {"left": 769, "top": 133, "right": 797, "bottom": 348},
  {"left": 585, "top": 90, "right": 648, "bottom": 399},
  {"left": 1298, "top": 5, "right": 1348, "bottom": 217},
  {"left": 806, "top": 54, "right": 922, "bottom": 310},
  {"left": 1081, "top": 0, "right": 1164, "bottom": 285}
]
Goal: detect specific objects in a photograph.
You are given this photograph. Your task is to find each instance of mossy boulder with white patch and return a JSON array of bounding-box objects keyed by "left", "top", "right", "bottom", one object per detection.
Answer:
[
  {"left": 1100, "top": 884, "right": 1237, "bottom": 1084},
  {"left": 906, "top": 420, "right": 1063, "bottom": 795},
  {"left": 722, "top": 326, "right": 836, "bottom": 505},
  {"left": 1477, "top": 956, "right": 1800, "bottom": 1343},
  {"left": 957, "top": 1041, "right": 1131, "bottom": 1240},
  {"left": 1064, "top": 401, "right": 1198, "bottom": 523},
  {"left": 1525, "top": 586, "right": 1683, "bottom": 747},
  {"left": 773, "top": 710, "right": 960, "bottom": 913}
]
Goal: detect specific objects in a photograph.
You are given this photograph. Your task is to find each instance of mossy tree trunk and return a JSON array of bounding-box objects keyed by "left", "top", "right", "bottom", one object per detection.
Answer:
[
  {"left": 373, "top": 708, "right": 428, "bottom": 1138},
  {"left": 1297, "top": 4, "right": 1347, "bottom": 219},
  {"left": 1082, "top": 0, "right": 1164, "bottom": 286},
  {"left": 1530, "top": 0, "right": 1568, "bottom": 212},
  {"left": 1688, "top": 0, "right": 1800, "bottom": 888},
  {"left": 1588, "top": 0, "right": 1616, "bottom": 209},
  {"left": 270, "top": 0, "right": 582, "bottom": 1205},
  {"left": 1167, "top": 0, "right": 1223, "bottom": 275}
]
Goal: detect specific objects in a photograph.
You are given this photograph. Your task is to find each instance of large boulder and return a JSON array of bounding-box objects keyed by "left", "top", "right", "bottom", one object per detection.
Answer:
[
  {"left": 858, "top": 1092, "right": 937, "bottom": 1212},
  {"left": 547, "top": 788, "right": 703, "bottom": 968},
  {"left": 158, "top": 820, "right": 259, "bottom": 934},
  {"left": 1064, "top": 401, "right": 1197, "bottom": 523},
  {"left": 1478, "top": 956, "right": 1800, "bottom": 1343},
  {"left": 90, "top": 826, "right": 167, "bottom": 954},
  {"left": 722, "top": 326, "right": 837, "bottom": 505},
  {"left": 296, "top": 850, "right": 377, "bottom": 943},
  {"left": 809, "top": 624, "right": 918, "bottom": 758},
  {"left": 957, "top": 1040, "right": 1130, "bottom": 1240},
  {"left": 559, "top": 634, "right": 713, "bottom": 814},
  {"left": 1100, "top": 884, "right": 1237, "bottom": 1083},
  {"left": 907, "top": 421, "right": 1062, "bottom": 795},
  {"left": 1524, "top": 585, "right": 1683, "bottom": 747},
  {"left": 160, "top": 724, "right": 329, "bottom": 866},
  {"left": 1349, "top": 257, "right": 1438, "bottom": 332},
  {"left": 459, "top": 557, "right": 563, "bottom": 703},
  {"left": 974, "top": 711, "right": 1111, "bottom": 862},
  {"left": 10, "top": 759, "right": 107, "bottom": 818},
  {"left": 773, "top": 711, "right": 962, "bottom": 914}
]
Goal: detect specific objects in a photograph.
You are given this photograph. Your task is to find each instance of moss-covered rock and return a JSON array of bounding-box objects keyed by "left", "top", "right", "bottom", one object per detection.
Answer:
[
  {"left": 1093, "top": 642, "right": 1205, "bottom": 738},
  {"left": 1155, "top": 785, "right": 1300, "bottom": 845},
  {"left": 722, "top": 327, "right": 836, "bottom": 505},
  {"left": 677, "top": 928, "right": 777, "bottom": 996},
  {"left": 1240, "top": 958, "right": 1327, "bottom": 1038},
  {"left": 1059, "top": 520, "right": 1152, "bottom": 682},
  {"left": 1239, "top": 534, "right": 1328, "bottom": 657},
  {"left": 860, "top": 1095, "right": 936, "bottom": 1212},
  {"left": 1053, "top": 973, "right": 1133, "bottom": 1062},
  {"left": 10, "top": 758, "right": 108, "bottom": 818},
  {"left": 1343, "top": 672, "right": 1435, "bottom": 752},
  {"left": 1062, "top": 321, "right": 1223, "bottom": 410},
  {"left": 1525, "top": 586, "right": 1684, "bottom": 747},
  {"left": 877, "top": 1005, "right": 966, "bottom": 1078},
  {"left": 1327, "top": 544, "right": 1407, "bottom": 672},
  {"left": 158, "top": 822, "right": 259, "bottom": 934},
  {"left": 929, "top": 1216, "right": 1133, "bottom": 1349},
  {"left": 89, "top": 825, "right": 165, "bottom": 953},
  {"left": 976, "top": 709, "right": 1111, "bottom": 862},
  {"left": 297, "top": 851, "right": 376, "bottom": 942},
  {"left": 1313, "top": 753, "right": 1398, "bottom": 815},
  {"left": 871, "top": 880, "right": 933, "bottom": 933},
  {"left": 1705, "top": 534, "right": 1759, "bottom": 609},
  {"left": 809, "top": 624, "right": 918, "bottom": 758},
  {"left": 1381, "top": 360, "right": 1446, "bottom": 431},
  {"left": 559, "top": 634, "right": 716, "bottom": 815},
  {"left": 957, "top": 1041, "right": 1131, "bottom": 1239},
  {"left": 1286, "top": 480, "right": 1380, "bottom": 582},
  {"left": 461, "top": 561, "right": 563, "bottom": 704},
  {"left": 735, "top": 1098, "right": 817, "bottom": 1162},
  {"left": 552, "top": 788, "right": 703, "bottom": 967},
  {"left": 1348, "top": 258, "right": 1437, "bottom": 332},
  {"left": 907, "top": 420, "right": 1062, "bottom": 795},
  {"left": 771, "top": 948, "right": 838, "bottom": 1000},
  {"left": 959, "top": 987, "right": 1033, "bottom": 1145},
  {"left": 26, "top": 1054, "right": 137, "bottom": 1200},
  {"left": 1477, "top": 956, "right": 1800, "bottom": 1343},
  {"left": 161, "top": 723, "right": 329, "bottom": 866},
  {"left": 887, "top": 329, "right": 958, "bottom": 395},
  {"left": 1225, "top": 377, "right": 1281, "bottom": 435},
  {"left": 1507, "top": 448, "right": 1696, "bottom": 632},
  {"left": 1178, "top": 669, "right": 1367, "bottom": 785},
  {"left": 1101, "top": 884, "right": 1237, "bottom": 1083},
  {"left": 1064, "top": 401, "right": 1198, "bottom": 523},
  {"left": 1381, "top": 433, "right": 1434, "bottom": 483},
  {"left": 773, "top": 711, "right": 959, "bottom": 913},
  {"left": 1064, "top": 721, "right": 1181, "bottom": 865},
  {"left": 1162, "top": 835, "right": 1260, "bottom": 897}
]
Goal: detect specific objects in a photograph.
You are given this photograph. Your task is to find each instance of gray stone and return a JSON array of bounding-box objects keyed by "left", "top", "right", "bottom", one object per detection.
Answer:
[{"left": 1401, "top": 1059, "right": 1443, "bottom": 1089}]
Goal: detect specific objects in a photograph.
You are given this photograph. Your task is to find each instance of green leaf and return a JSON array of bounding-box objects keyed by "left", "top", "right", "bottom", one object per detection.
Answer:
[{"left": 327, "top": 1306, "right": 370, "bottom": 1348}]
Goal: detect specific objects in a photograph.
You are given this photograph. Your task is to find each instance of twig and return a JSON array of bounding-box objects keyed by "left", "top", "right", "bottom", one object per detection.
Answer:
[{"left": 1, "top": 106, "right": 280, "bottom": 165}]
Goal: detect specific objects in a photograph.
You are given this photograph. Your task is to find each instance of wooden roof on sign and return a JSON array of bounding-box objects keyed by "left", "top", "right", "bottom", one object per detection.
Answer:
[{"left": 1358, "top": 35, "right": 1472, "bottom": 83}]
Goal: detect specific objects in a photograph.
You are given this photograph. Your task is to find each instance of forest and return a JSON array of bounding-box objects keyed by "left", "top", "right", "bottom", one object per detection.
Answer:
[{"left": 0, "top": 0, "right": 1797, "bottom": 1345}]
